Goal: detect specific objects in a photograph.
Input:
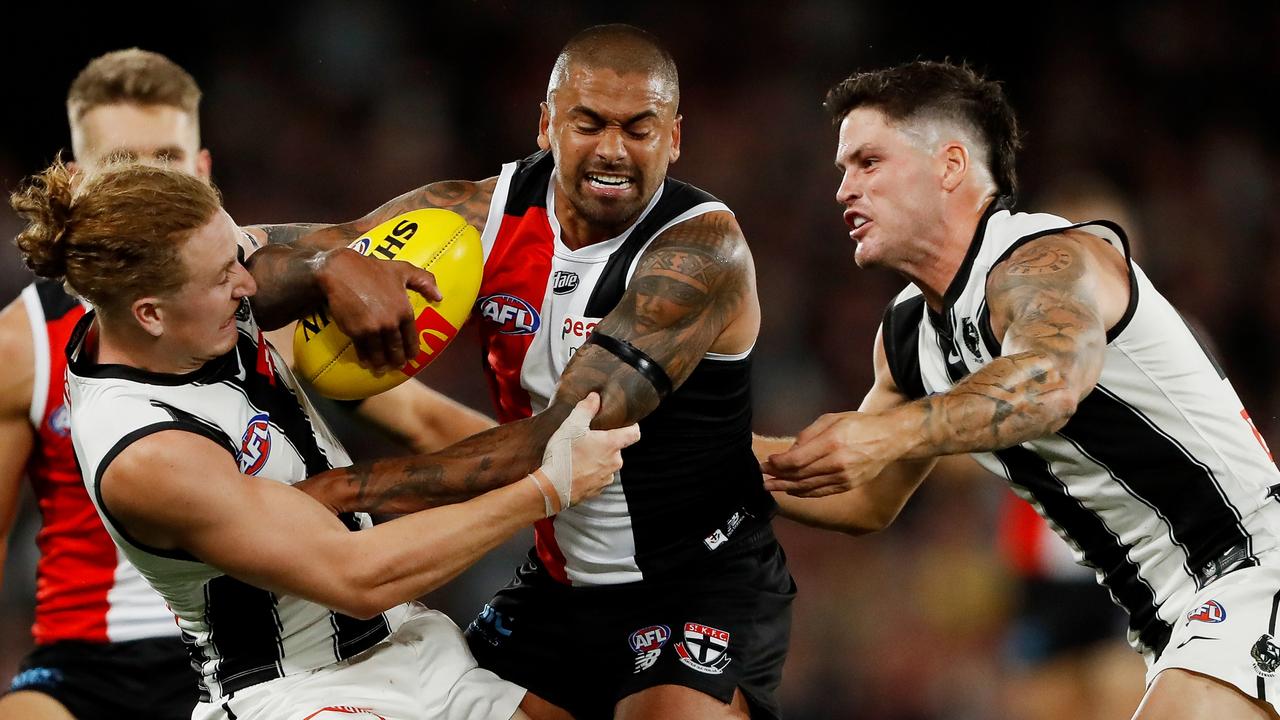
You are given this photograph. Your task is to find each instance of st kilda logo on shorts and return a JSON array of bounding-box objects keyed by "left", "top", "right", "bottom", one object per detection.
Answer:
[
  {"left": 238, "top": 412, "right": 272, "bottom": 475},
  {"left": 551, "top": 270, "right": 579, "bottom": 295},
  {"left": 1253, "top": 633, "right": 1280, "bottom": 677},
  {"left": 1186, "top": 599, "right": 1227, "bottom": 624},
  {"left": 675, "top": 622, "right": 731, "bottom": 675},
  {"left": 629, "top": 624, "right": 670, "bottom": 673}
]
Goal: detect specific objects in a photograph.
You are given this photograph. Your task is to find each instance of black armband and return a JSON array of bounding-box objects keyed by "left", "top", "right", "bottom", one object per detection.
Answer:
[{"left": 584, "top": 331, "right": 673, "bottom": 399}]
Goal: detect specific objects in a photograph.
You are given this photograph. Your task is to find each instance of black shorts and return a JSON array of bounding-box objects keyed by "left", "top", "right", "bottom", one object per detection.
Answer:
[
  {"left": 1005, "top": 577, "right": 1129, "bottom": 665},
  {"left": 465, "top": 529, "right": 795, "bottom": 720},
  {"left": 6, "top": 637, "right": 197, "bottom": 720}
]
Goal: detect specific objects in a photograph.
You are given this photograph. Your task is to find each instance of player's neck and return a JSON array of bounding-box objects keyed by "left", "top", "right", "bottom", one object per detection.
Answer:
[
  {"left": 95, "top": 319, "right": 206, "bottom": 375},
  {"left": 906, "top": 195, "right": 997, "bottom": 311},
  {"left": 552, "top": 185, "right": 636, "bottom": 251}
]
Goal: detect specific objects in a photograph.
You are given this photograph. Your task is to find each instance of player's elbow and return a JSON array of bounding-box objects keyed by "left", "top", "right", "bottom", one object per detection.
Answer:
[{"left": 1040, "top": 388, "right": 1080, "bottom": 434}]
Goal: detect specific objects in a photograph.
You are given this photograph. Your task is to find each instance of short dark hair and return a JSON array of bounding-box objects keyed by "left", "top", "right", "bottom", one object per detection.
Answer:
[
  {"left": 550, "top": 24, "right": 679, "bottom": 106},
  {"left": 825, "top": 61, "right": 1022, "bottom": 202}
]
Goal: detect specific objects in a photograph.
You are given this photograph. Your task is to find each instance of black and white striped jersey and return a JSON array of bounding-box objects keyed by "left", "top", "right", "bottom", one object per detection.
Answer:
[
  {"left": 882, "top": 201, "right": 1280, "bottom": 657},
  {"left": 64, "top": 304, "right": 408, "bottom": 701}
]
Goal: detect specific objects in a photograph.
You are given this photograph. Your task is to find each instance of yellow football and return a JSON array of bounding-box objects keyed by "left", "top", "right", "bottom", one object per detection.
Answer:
[{"left": 293, "top": 209, "right": 482, "bottom": 400}]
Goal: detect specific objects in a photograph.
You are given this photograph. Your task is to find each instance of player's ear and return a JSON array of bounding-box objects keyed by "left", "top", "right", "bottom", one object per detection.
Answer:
[
  {"left": 940, "top": 141, "right": 968, "bottom": 192},
  {"left": 668, "top": 114, "right": 682, "bottom": 165},
  {"left": 132, "top": 297, "right": 166, "bottom": 338},
  {"left": 537, "top": 102, "right": 551, "bottom": 152},
  {"left": 196, "top": 149, "right": 212, "bottom": 182}
]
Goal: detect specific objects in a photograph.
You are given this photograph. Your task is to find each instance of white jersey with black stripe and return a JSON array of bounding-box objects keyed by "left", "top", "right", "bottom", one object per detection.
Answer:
[
  {"left": 883, "top": 202, "right": 1280, "bottom": 656},
  {"left": 65, "top": 303, "right": 408, "bottom": 702}
]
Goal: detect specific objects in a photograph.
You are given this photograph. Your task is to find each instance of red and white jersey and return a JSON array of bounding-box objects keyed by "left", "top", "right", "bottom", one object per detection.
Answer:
[
  {"left": 20, "top": 279, "right": 178, "bottom": 645},
  {"left": 475, "top": 152, "right": 775, "bottom": 587}
]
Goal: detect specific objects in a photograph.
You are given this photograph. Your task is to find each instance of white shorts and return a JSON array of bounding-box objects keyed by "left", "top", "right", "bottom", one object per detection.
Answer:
[
  {"left": 193, "top": 605, "right": 525, "bottom": 720},
  {"left": 1147, "top": 563, "right": 1280, "bottom": 710}
]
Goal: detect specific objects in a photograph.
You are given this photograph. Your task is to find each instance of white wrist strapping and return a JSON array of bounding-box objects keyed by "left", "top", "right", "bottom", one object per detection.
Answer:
[{"left": 536, "top": 398, "right": 596, "bottom": 514}]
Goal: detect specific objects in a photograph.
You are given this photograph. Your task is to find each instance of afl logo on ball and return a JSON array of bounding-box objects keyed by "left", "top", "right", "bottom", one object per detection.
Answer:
[
  {"left": 238, "top": 413, "right": 272, "bottom": 475},
  {"left": 551, "top": 271, "right": 579, "bottom": 295},
  {"left": 348, "top": 237, "right": 371, "bottom": 255},
  {"left": 477, "top": 294, "right": 541, "bottom": 335}
]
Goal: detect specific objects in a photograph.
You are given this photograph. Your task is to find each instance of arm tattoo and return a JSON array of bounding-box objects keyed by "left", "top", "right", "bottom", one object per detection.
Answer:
[
  {"left": 554, "top": 211, "right": 754, "bottom": 428},
  {"left": 249, "top": 178, "right": 498, "bottom": 252},
  {"left": 298, "top": 413, "right": 557, "bottom": 515},
  {"left": 901, "top": 235, "right": 1106, "bottom": 458}
]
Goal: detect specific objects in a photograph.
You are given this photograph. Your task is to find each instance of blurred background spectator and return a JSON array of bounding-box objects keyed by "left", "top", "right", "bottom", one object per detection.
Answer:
[{"left": 2, "top": 3, "right": 1276, "bottom": 718}]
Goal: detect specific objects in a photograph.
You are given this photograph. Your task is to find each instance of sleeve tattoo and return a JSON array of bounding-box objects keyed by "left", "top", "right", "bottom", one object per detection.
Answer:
[
  {"left": 905, "top": 235, "right": 1107, "bottom": 457},
  {"left": 248, "top": 178, "right": 498, "bottom": 251},
  {"left": 554, "top": 211, "right": 754, "bottom": 428}
]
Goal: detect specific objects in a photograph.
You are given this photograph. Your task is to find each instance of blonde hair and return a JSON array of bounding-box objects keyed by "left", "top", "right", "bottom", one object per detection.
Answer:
[
  {"left": 67, "top": 48, "right": 201, "bottom": 123},
  {"left": 11, "top": 157, "right": 221, "bottom": 313}
]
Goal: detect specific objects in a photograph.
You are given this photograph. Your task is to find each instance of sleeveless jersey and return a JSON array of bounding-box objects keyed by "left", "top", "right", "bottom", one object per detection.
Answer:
[
  {"left": 19, "top": 278, "right": 178, "bottom": 645},
  {"left": 64, "top": 304, "right": 406, "bottom": 702},
  {"left": 882, "top": 201, "right": 1280, "bottom": 656},
  {"left": 475, "top": 151, "right": 775, "bottom": 587}
]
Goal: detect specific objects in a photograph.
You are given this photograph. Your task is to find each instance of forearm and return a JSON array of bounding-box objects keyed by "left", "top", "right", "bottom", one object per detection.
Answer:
[
  {"left": 775, "top": 457, "right": 935, "bottom": 534},
  {"left": 241, "top": 244, "right": 331, "bottom": 330},
  {"left": 248, "top": 223, "right": 358, "bottom": 251},
  {"left": 356, "top": 384, "right": 497, "bottom": 454},
  {"left": 298, "top": 407, "right": 566, "bottom": 515},
  {"left": 341, "top": 477, "right": 545, "bottom": 617},
  {"left": 892, "top": 350, "right": 1078, "bottom": 460},
  {"left": 0, "top": 418, "right": 34, "bottom": 586}
]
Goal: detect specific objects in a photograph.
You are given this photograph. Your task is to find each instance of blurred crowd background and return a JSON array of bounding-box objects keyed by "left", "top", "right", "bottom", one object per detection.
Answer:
[{"left": 1, "top": 3, "right": 1276, "bottom": 718}]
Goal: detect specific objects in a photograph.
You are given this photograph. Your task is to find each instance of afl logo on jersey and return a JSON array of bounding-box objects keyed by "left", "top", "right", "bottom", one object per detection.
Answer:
[
  {"left": 477, "top": 294, "right": 541, "bottom": 335},
  {"left": 238, "top": 413, "right": 272, "bottom": 475},
  {"left": 551, "top": 271, "right": 579, "bottom": 295},
  {"left": 47, "top": 405, "right": 71, "bottom": 437},
  {"left": 1187, "top": 599, "right": 1226, "bottom": 624}
]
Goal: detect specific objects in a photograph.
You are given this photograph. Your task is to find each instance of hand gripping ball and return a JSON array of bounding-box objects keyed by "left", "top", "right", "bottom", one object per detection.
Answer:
[{"left": 293, "top": 209, "right": 483, "bottom": 400}]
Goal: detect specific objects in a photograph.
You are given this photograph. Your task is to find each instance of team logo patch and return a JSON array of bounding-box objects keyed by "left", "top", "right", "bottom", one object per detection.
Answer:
[
  {"left": 962, "top": 318, "right": 983, "bottom": 358},
  {"left": 235, "top": 296, "right": 252, "bottom": 321},
  {"left": 675, "top": 622, "right": 731, "bottom": 675},
  {"left": 1186, "top": 600, "right": 1227, "bottom": 624},
  {"left": 551, "top": 270, "right": 580, "bottom": 295},
  {"left": 1253, "top": 633, "right": 1280, "bottom": 677},
  {"left": 629, "top": 624, "right": 670, "bottom": 673},
  {"left": 48, "top": 404, "right": 71, "bottom": 437},
  {"left": 477, "top": 294, "right": 541, "bottom": 335},
  {"left": 237, "top": 413, "right": 271, "bottom": 475}
]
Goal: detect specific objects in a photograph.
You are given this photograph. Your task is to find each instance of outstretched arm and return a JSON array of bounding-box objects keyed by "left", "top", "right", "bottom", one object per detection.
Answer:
[
  {"left": 101, "top": 401, "right": 634, "bottom": 620},
  {"left": 244, "top": 178, "right": 498, "bottom": 251},
  {"left": 762, "top": 326, "right": 936, "bottom": 531},
  {"left": 767, "top": 230, "right": 1129, "bottom": 497}
]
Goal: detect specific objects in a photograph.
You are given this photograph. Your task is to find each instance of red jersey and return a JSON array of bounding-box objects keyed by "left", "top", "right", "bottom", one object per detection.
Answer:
[{"left": 19, "top": 279, "right": 177, "bottom": 644}]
